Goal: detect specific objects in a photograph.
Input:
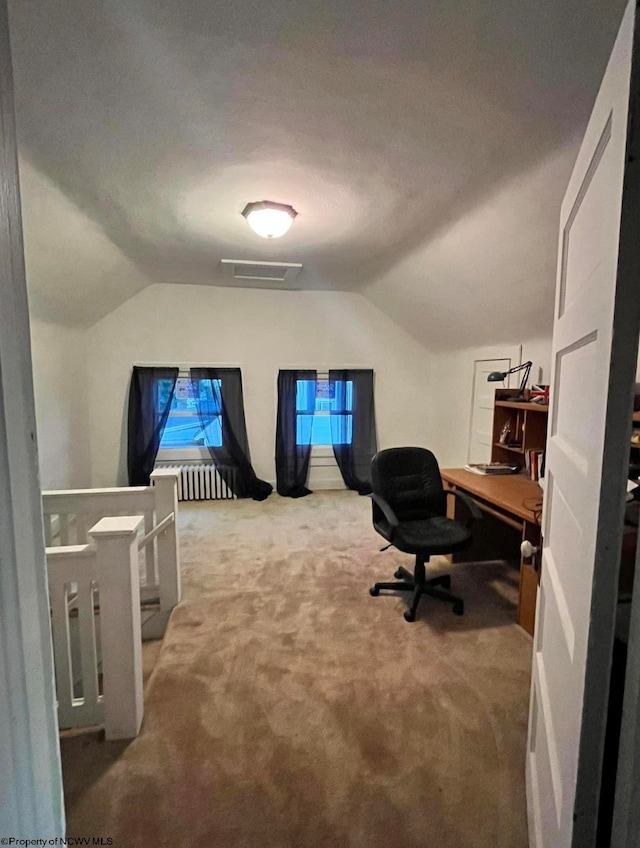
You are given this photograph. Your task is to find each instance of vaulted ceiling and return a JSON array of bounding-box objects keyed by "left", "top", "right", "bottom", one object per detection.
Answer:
[{"left": 8, "top": 0, "right": 625, "bottom": 343}]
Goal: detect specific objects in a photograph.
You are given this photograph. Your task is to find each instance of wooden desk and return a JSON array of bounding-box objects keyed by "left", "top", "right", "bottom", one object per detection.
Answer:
[{"left": 441, "top": 468, "right": 543, "bottom": 635}]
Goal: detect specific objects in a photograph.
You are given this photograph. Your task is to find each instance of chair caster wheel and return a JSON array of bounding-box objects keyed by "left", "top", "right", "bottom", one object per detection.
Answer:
[
  {"left": 394, "top": 569, "right": 404, "bottom": 580},
  {"left": 453, "top": 601, "right": 464, "bottom": 616},
  {"left": 441, "top": 575, "right": 451, "bottom": 589},
  {"left": 403, "top": 611, "right": 415, "bottom": 622},
  {"left": 369, "top": 586, "right": 380, "bottom": 597}
]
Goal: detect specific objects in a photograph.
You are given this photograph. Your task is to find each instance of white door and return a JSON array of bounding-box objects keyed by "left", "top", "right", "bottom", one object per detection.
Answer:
[
  {"left": 527, "top": 2, "right": 640, "bottom": 846},
  {"left": 468, "top": 354, "right": 519, "bottom": 464}
]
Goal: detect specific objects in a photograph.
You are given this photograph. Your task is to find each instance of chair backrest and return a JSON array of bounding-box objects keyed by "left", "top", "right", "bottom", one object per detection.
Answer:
[{"left": 371, "top": 447, "right": 446, "bottom": 521}]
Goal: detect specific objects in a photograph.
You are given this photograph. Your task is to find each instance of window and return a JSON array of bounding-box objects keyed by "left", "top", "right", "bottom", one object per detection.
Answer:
[
  {"left": 296, "top": 378, "right": 353, "bottom": 445},
  {"left": 158, "top": 377, "right": 222, "bottom": 449}
]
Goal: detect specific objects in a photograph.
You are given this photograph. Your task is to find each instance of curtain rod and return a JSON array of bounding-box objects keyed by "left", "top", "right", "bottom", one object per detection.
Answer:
[
  {"left": 135, "top": 362, "right": 240, "bottom": 369},
  {"left": 277, "top": 365, "right": 374, "bottom": 371},
  {"left": 134, "top": 363, "right": 374, "bottom": 371}
]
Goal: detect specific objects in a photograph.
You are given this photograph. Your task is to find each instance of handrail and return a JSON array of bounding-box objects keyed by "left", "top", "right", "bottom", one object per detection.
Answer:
[
  {"left": 42, "top": 486, "right": 155, "bottom": 515},
  {"left": 45, "top": 543, "right": 93, "bottom": 559},
  {"left": 44, "top": 470, "right": 181, "bottom": 740},
  {"left": 137, "top": 512, "right": 175, "bottom": 551},
  {"left": 43, "top": 485, "right": 151, "bottom": 498}
]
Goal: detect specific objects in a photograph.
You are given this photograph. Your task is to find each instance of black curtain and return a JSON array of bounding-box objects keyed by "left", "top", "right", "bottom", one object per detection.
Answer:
[
  {"left": 276, "top": 369, "right": 316, "bottom": 497},
  {"left": 329, "top": 369, "right": 377, "bottom": 495},
  {"left": 190, "top": 368, "right": 272, "bottom": 501},
  {"left": 127, "top": 366, "right": 179, "bottom": 485}
]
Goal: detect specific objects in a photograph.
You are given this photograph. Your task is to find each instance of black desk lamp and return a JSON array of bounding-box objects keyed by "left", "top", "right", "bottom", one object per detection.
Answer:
[{"left": 487, "top": 361, "right": 532, "bottom": 402}]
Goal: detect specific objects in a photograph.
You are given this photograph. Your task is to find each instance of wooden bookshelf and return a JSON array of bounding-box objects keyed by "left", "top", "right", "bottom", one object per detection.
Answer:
[
  {"left": 491, "top": 389, "right": 549, "bottom": 473},
  {"left": 490, "top": 388, "right": 548, "bottom": 636}
]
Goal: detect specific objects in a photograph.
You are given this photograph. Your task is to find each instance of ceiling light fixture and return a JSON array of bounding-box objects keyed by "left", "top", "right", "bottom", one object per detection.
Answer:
[{"left": 241, "top": 200, "right": 298, "bottom": 239}]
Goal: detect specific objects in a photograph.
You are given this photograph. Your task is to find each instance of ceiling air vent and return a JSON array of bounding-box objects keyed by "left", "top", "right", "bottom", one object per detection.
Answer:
[{"left": 220, "top": 259, "right": 303, "bottom": 288}]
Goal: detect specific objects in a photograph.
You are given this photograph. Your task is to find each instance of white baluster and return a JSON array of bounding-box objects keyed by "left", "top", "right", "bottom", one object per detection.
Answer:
[
  {"left": 150, "top": 469, "right": 181, "bottom": 612},
  {"left": 89, "top": 516, "right": 144, "bottom": 741}
]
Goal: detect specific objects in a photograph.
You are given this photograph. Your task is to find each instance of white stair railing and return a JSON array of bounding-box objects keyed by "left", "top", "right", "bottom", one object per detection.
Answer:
[
  {"left": 47, "top": 516, "right": 144, "bottom": 739},
  {"left": 146, "top": 468, "right": 181, "bottom": 612},
  {"left": 44, "top": 469, "right": 180, "bottom": 739},
  {"left": 43, "top": 469, "right": 180, "bottom": 610},
  {"left": 47, "top": 544, "right": 102, "bottom": 730},
  {"left": 90, "top": 515, "right": 145, "bottom": 740}
]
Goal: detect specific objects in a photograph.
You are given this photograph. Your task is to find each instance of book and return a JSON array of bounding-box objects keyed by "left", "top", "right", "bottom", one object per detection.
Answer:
[
  {"left": 464, "top": 463, "right": 520, "bottom": 476},
  {"left": 526, "top": 449, "right": 545, "bottom": 481}
]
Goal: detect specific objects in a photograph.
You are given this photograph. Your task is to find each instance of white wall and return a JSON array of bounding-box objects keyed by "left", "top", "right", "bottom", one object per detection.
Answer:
[
  {"left": 428, "top": 337, "right": 553, "bottom": 467},
  {"left": 20, "top": 159, "right": 153, "bottom": 327},
  {"left": 29, "top": 294, "right": 557, "bottom": 489},
  {"left": 29, "top": 318, "right": 90, "bottom": 489},
  {"left": 86, "top": 284, "right": 436, "bottom": 487}
]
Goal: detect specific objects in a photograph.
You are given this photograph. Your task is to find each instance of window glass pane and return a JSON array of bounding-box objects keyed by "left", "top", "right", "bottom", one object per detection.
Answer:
[
  {"left": 296, "top": 380, "right": 316, "bottom": 412},
  {"left": 157, "top": 379, "right": 175, "bottom": 411},
  {"left": 296, "top": 414, "right": 314, "bottom": 444},
  {"left": 296, "top": 379, "right": 354, "bottom": 412},
  {"left": 195, "top": 379, "right": 221, "bottom": 410},
  {"left": 310, "top": 415, "right": 332, "bottom": 445},
  {"left": 330, "top": 380, "right": 353, "bottom": 412},
  {"left": 296, "top": 414, "right": 353, "bottom": 446},
  {"left": 315, "top": 379, "right": 334, "bottom": 411},
  {"left": 160, "top": 414, "right": 222, "bottom": 448},
  {"left": 295, "top": 378, "right": 354, "bottom": 445},
  {"left": 158, "top": 377, "right": 222, "bottom": 448},
  {"left": 329, "top": 414, "right": 353, "bottom": 445},
  {"left": 346, "top": 380, "right": 353, "bottom": 412}
]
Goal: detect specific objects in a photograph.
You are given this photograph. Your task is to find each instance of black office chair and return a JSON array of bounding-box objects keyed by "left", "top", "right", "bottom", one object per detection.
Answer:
[{"left": 368, "top": 447, "right": 481, "bottom": 622}]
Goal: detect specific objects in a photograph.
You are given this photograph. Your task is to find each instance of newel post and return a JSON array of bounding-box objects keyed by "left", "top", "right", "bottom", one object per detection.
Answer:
[
  {"left": 150, "top": 468, "right": 181, "bottom": 611},
  {"left": 89, "top": 515, "right": 145, "bottom": 741}
]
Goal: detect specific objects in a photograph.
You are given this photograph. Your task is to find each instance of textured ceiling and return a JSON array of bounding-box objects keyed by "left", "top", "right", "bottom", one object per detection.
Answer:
[
  {"left": 8, "top": 0, "right": 625, "bottom": 332},
  {"left": 364, "top": 140, "right": 578, "bottom": 349}
]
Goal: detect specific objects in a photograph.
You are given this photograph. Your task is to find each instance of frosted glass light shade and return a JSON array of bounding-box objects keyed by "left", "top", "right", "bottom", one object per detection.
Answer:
[{"left": 242, "top": 201, "right": 297, "bottom": 238}]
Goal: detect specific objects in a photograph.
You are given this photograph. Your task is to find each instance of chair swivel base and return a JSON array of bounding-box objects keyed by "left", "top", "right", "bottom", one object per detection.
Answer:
[{"left": 369, "top": 563, "right": 464, "bottom": 621}]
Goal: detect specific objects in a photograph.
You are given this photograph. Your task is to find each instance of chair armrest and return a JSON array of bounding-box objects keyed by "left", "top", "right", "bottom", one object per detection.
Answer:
[
  {"left": 446, "top": 489, "right": 482, "bottom": 524},
  {"left": 368, "top": 493, "right": 399, "bottom": 535}
]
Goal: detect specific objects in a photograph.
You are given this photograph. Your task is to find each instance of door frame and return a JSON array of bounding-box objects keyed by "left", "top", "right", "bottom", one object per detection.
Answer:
[
  {"left": 609, "top": 14, "right": 640, "bottom": 841},
  {"left": 467, "top": 345, "right": 522, "bottom": 464},
  {"left": 0, "top": 0, "right": 64, "bottom": 837}
]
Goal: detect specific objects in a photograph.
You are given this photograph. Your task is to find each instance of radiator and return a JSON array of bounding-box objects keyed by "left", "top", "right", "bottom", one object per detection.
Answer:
[{"left": 156, "top": 463, "right": 237, "bottom": 501}]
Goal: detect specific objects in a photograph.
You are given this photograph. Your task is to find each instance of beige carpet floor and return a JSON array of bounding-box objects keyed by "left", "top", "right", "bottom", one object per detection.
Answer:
[{"left": 61, "top": 491, "right": 532, "bottom": 848}]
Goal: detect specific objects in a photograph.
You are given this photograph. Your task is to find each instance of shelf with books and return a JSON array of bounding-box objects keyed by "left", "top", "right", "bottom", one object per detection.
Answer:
[
  {"left": 491, "top": 388, "right": 548, "bottom": 478},
  {"left": 525, "top": 449, "right": 545, "bottom": 482}
]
